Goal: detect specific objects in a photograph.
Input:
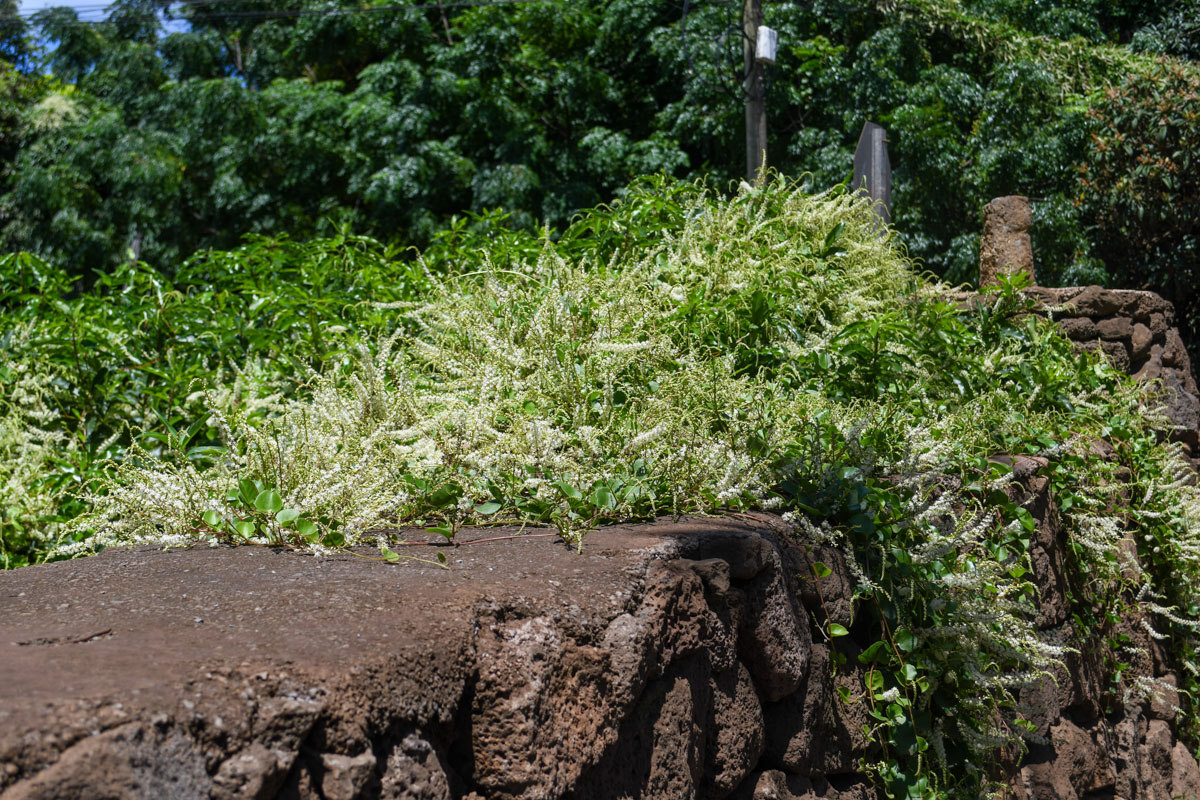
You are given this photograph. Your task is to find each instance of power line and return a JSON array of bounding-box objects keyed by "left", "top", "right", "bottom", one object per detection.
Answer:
[{"left": 4, "top": 0, "right": 548, "bottom": 22}]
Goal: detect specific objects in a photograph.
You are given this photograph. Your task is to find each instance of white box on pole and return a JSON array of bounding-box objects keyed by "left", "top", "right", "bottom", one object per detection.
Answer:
[{"left": 755, "top": 26, "right": 778, "bottom": 65}]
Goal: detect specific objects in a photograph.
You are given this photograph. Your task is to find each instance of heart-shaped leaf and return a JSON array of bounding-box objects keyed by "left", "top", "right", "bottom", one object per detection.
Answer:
[{"left": 255, "top": 489, "right": 283, "bottom": 514}]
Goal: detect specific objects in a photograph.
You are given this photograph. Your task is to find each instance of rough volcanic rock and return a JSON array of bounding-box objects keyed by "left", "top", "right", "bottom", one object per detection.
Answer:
[
  {"left": 1131, "top": 322, "right": 1153, "bottom": 361},
  {"left": 2, "top": 501, "right": 1198, "bottom": 800},
  {"left": 1057, "top": 317, "right": 1098, "bottom": 341},
  {"left": 1097, "top": 315, "right": 1134, "bottom": 340},
  {"left": 980, "top": 196, "right": 1035, "bottom": 288},
  {"left": 0, "top": 518, "right": 813, "bottom": 800}
]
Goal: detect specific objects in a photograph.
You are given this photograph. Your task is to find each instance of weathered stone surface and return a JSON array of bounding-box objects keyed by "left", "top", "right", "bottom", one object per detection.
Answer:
[
  {"left": 1172, "top": 740, "right": 1200, "bottom": 800},
  {"left": 1019, "top": 640, "right": 1105, "bottom": 736},
  {"left": 1096, "top": 315, "right": 1133, "bottom": 340},
  {"left": 1164, "top": 327, "right": 1189, "bottom": 368},
  {"left": 378, "top": 732, "right": 453, "bottom": 800},
  {"left": 734, "top": 770, "right": 876, "bottom": 800},
  {"left": 1100, "top": 338, "right": 1131, "bottom": 372},
  {"left": 1162, "top": 368, "right": 1200, "bottom": 441},
  {"left": 1015, "top": 719, "right": 1113, "bottom": 800},
  {"left": 1063, "top": 285, "right": 1122, "bottom": 316},
  {"left": 1147, "top": 673, "right": 1181, "bottom": 721},
  {"left": 1056, "top": 316, "right": 1097, "bottom": 341},
  {"left": 2, "top": 486, "right": 1199, "bottom": 800},
  {"left": 980, "top": 196, "right": 1035, "bottom": 288},
  {"left": 1118, "top": 290, "right": 1175, "bottom": 321},
  {"left": 316, "top": 751, "right": 376, "bottom": 800},
  {"left": 212, "top": 743, "right": 296, "bottom": 800},
  {"left": 736, "top": 545, "right": 811, "bottom": 702},
  {"left": 1135, "top": 343, "right": 1166, "bottom": 382},
  {"left": 704, "top": 663, "right": 765, "bottom": 799},
  {"left": 793, "top": 545, "right": 855, "bottom": 629},
  {"left": 1131, "top": 322, "right": 1153, "bottom": 361},
  {"left": 1007, "top": 457, "right": 1070, "bottom": 628},
  {"left": 0, "top": 724, "right": 210, "bottom": 800},
  {"left": 762, "top": 644, "right": 871, "bottom": 778}
]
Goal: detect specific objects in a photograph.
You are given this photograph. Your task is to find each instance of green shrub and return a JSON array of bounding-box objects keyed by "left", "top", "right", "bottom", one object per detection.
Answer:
[{"left": 4, "top": 176, "right": 1199, "bottom": 797}]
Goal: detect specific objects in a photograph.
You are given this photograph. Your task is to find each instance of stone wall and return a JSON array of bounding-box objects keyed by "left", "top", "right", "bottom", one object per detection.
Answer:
[
  {"left": 2, "top": 499, "right": 1197, "bottom": 799},
  {"left": 1026, "top": 285, "right": 1200, "bottom": 458}
]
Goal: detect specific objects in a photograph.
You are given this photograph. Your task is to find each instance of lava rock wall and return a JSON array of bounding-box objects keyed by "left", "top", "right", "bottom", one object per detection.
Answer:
[
  {"left": 1, "top": 506, "right": 1197, "bottom": 799},
  {"left": 1028, "top": 285, "right": 1200, "bottom": 458}
]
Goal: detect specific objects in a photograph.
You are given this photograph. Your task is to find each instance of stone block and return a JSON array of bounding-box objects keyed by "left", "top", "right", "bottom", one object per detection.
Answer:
[
  {"left": 1057, "top": 317, "right": 1097, "bottom": 341},
  {"left": 1130, "top": 323, "right": 1153, "bottom": 362},
  {"left": 1066, "top": 285, "right": 1122, "bottom": 316},
  {"left": 1148, "top": 312, "right": 1169, "bottom": 337},
  {"left": 1096, "top": 316, "right": 1133, "bottom": 340},
  {"left": 980, "top": 196, "right": 1034, "bottom": 287},
  {"left": 1163, "top": 328, "right": 1188, "bottom": 368},
  {"left": 1100, "top": 339, "right": 1131, "bottom": 373},
  {"left": 1117, "top": 290, "right": 1174, "bottom": 321},
  {"left": 1134, "top": 344, "right": 1165, "bottom": 383},
  {"left": 704, "top": 663, "right": 765, "bottom": 799}
]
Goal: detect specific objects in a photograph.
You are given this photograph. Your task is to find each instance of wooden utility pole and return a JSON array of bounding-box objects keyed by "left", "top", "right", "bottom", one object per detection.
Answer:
[{"left": 743, "top": 0, "right": 766, "bottom": 182}]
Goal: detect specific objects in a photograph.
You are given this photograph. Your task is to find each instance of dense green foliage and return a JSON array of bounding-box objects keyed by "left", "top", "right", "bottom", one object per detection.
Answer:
[
  {"left": 1, "top": 0, "right": 1199, "bottom": 346},
  {"left": 1077, "top": 59, "right": 1200, "bottom": 351},
  {"left": 0, "top": 233, "right": 427, "bottom": 565},
  {"left": 3, "top": 177, "right": 1199, "bottom": 796}
]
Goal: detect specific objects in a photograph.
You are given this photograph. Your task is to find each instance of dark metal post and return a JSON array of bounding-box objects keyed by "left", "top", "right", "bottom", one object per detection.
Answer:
[{"left": 852, "top": 121, "right": 892, "bottom": 230}]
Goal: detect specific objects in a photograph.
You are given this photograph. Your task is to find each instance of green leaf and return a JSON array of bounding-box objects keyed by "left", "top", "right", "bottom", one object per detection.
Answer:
[
  {"left": 238, "top": 478, "right": 258, "bottom": 506},
  {"left": 295, "top": 519, "right": 318, "bottom": 538},
  {"left": 475, "top": 501, "right": 502, "bottom": 515},
  {"left": 381, "top": 546, "right": 400, "bottom": 563},
  {"left": 894, "top": 627, "right": 918, "bottom": 652},
  {"left": 427, "top": 483, "right": 462, "bottom": 508},
  {"left": 427, "top": 525, "right": 455, "bottom": 541},
  {"left": 829, "top": 623, "right": 850, "bottom": 637},
  {"left": 858, "top": 640, "right": 888, "bottom": 664},
  {"left": 201, "top": 510, "right": 222, "bottom": 528},
  {"left": 812, "top": 560, "right": 832, "bottom": 578},
  {"left": 437, "top": 551, "right": 447, "bottom": 564},
  {"left": 593, "top": 486, "right": 616, "bottom": 510},
  {"left": 554, "top": 481, "right": 583, "bottom": 501},
  {"left": 276, "top": 508, "right": 300, "bottom": 526},
  {"left": 254, "top": 489, "right": 283, "bottom": 514},
  {"left": 234, "top": 520, "right": 255, "bottom": 539}
]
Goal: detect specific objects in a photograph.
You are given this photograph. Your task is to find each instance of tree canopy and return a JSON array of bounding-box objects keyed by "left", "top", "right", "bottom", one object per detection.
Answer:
[{"left": 0, "top": 0, "right": 1197, "bottom": 340}]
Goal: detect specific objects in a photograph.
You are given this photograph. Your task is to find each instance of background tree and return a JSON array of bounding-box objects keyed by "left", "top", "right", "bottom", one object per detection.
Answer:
[
  {"left": 0, "top": 0, "right": 1197, "bottom": 354},
  {"left": 1077, "top": 60, "right": 1200, "bottom": 346}
]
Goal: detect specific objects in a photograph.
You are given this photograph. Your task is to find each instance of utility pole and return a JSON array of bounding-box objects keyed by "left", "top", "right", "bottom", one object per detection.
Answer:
[{"left": 743, "top": 0, "right": 766, "bottom": 183}]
